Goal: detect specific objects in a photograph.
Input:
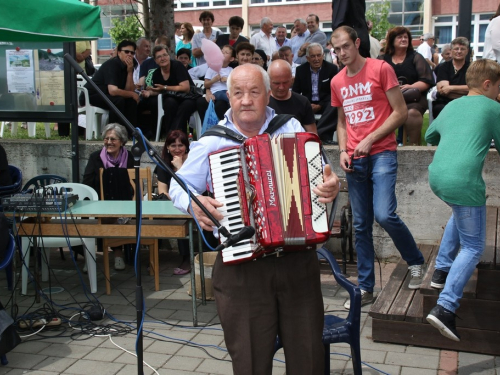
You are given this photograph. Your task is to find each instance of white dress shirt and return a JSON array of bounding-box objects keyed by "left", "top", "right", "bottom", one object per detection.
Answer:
[
  {"left": 169, "top": 107, "right": 303, "bottom": 214},
  {"left": 250, "top": 31, "right": 277, "bottom": 59}
]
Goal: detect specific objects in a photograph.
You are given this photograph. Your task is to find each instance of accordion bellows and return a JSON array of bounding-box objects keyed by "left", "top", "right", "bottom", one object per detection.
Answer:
[{"left": 209, "top": 132, "right": 329, "bottom": 264}]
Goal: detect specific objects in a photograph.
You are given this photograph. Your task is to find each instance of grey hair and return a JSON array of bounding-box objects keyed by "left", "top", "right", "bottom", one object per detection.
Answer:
[
  {"left": 306, "top": 43, "right": 323, "bottom": 56},
  {"left": 294, "top": 18, "right": 306, "bottom": 26},
  {"left": 260, "top": 17, "right": 272, "bottom": 29},
  {"left": 102, "top": 123, "right": 129, "bottom": 145},
  {"left": 451, "top": 37, "right": 469, "bottom": 48},
  {"left": 136, "top": 37, "right": 149, "bottom": 47},
  {"left": 441, "top": 44, "right": 451, "bottom": 53},
  {"left": 227, "top": 64, "right": 270, "bottom": 95}
]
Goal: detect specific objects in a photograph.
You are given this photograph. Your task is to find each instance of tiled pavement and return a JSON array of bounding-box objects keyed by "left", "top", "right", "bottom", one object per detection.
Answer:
[{"left": 0, "top": 246, "right": 498, "bottom": 375}]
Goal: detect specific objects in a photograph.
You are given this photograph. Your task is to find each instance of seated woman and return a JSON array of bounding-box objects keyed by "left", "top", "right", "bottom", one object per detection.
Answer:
[
  {"left": 156, "top": 130, "right": 191, "bottom": 274},
  {"left": 253, "top": 49, "right": 268, "bottom": 71},
  {"left": 381, "top": 26, "right": 434, "bottom": 145},
  {"left": 82, "top": 123, "right": 134, "bottom": 270},
  {"left": 433, "top": 37, "right": 470, "bottom": 119},
  {"left": 140, "top": 45, "right": 197, "bottom": 138}
]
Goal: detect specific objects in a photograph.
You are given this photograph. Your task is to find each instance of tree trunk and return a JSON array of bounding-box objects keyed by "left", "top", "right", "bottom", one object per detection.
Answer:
[
  {"left": 149, "top": 0, "right": 175, "bottom": 48},
  {"left": 140, "top": 0, "right": 151, "bottom": 40}
]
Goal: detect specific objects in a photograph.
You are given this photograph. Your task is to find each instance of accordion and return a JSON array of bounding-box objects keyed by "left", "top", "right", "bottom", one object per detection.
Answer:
[{"left": 208, "top": 132, "right": 329, "bottom": 264}]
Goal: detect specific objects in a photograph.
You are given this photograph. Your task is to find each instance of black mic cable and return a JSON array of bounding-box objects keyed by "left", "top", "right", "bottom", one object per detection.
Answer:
[{"left": 215, "top": 226, "right": 255, "bottom": 252}]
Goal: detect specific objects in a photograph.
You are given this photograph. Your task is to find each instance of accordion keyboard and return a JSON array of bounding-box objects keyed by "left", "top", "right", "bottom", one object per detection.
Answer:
[{"left": 209, "top": 147, "right": 256, "bottom": 263}]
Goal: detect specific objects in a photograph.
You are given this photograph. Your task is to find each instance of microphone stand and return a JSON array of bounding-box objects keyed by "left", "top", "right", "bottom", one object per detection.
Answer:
[{"left": 63, "top": 54, "right": 245, "bottom": 375}]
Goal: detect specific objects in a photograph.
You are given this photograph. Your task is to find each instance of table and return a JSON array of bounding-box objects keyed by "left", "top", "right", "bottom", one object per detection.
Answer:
[{"left": 12, "top": 200, "right": 205, "bottom": 326}]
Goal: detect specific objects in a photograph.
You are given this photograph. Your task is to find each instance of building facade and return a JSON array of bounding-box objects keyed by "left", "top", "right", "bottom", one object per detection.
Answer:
[{"left": 94, "top": 0, "right": 498, "bottom": 62}]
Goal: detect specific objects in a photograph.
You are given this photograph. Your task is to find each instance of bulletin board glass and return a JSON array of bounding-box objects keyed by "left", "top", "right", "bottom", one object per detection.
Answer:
[{"left": 0, "top": 41, "right": 75, "bottom": 122}]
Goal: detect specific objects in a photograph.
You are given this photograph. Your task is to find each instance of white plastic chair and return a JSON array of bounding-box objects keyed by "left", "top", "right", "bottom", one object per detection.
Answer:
[
  {"left": 191, "top": 80, "right": 204, "bottom": 138},
  {"left": 21, "top": 183, "right": 99, "bottom": 295},
  {"left": 155, "top": 79, "right": 204, "bottom": 142},
  {"left": 427, "top": 86, "right": 437, "bottom": 126},
  {"left": 77, "top": 76, "right": 109, "bottom": 140},
  {"left": 155, "top": 93, "right": 165, "bottom": 142}
]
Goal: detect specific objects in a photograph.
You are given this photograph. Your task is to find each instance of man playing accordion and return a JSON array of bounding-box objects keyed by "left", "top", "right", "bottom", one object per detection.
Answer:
[{"left": 170, "top": 63, "right": 339, "bottom": 375}]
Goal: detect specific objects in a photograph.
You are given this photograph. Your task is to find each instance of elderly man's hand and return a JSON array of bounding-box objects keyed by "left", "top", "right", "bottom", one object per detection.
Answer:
[
  {"left": 313, "top": 164, "right": 339, "bottom": 203},
  {"left": 190, "top": 195, "right": 224, "bottom": 231}
]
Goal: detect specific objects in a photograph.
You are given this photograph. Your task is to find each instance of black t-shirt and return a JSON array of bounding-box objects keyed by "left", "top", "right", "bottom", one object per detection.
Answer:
[
  {"left": 435, "top": 60, "right": 469, "bottom": 104},
  {"left": 0, "top": 145, "right": 11, "bottom": 186},
  {"left": 151, "top": 60, "right": 194, "bottom": 87},
  {"left": 268, "top": 92, "right": 316, "bottom": 127},
  {"left": 155, "top": 165, "right": 173, "bottom": 188},
  {"left": 85, "top": 57, "right": 133, "bottom": 96}
]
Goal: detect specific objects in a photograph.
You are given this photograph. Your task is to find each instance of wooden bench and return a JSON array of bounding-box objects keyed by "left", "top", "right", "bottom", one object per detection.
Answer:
[{"left": 369, "top": 206, "right": 500, "bottom": 356}]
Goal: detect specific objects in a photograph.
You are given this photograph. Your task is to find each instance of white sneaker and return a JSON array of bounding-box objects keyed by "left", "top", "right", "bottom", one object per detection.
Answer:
[
  {"left": 82, "top": 263, "right": 88, "bottom": 273},
  {"left": 114, "top": 257, "right": 125, "bottom": 270},
  {"left": 344, "top": 289, "right": 374, "bottom": 310}
]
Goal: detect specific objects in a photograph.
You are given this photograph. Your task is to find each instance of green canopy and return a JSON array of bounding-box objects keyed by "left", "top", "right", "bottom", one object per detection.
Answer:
[{"left": 0, "top": 0, "right": 103, "bottom": 42}]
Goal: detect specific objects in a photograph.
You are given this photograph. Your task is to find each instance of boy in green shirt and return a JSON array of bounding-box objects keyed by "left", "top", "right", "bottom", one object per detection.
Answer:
[{"left": 425, "top": 59, "right": 500, "bottom": 341}]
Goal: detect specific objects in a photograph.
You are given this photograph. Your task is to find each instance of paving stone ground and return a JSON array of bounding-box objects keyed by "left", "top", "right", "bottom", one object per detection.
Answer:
[{"left": 0, "top": 244, "right": 498, "bottom": 375}]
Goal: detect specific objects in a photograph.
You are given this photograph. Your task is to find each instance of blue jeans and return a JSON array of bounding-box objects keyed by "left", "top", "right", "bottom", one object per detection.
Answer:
[
  {"left": 346, "top": 151, "right": 424, "bottom": 292},
  {"left": 213, "top": 90, "right": 229, "bottom": 102},
  {"left": 436, "top": 204, "right": 486, "bottom": 313}
]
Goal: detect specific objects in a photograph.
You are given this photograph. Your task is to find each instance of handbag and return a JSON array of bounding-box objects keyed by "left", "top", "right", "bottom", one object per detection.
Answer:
[
  {"left": 84, "top": 55, "right": 96, "bottom": 76},
  {"left": 401, "top": 88, "right": 421, "bottom": 103},
  {"left": 201, "top": 99, "right": 219, "bottom": 135},
  {"left": 164, "top": 85, "right": 203, "bottom": 100}
]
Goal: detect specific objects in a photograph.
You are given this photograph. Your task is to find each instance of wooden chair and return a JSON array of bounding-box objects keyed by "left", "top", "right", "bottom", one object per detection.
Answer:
[{"left": 99, "top": 167, "right": 160, "bottom": 295}]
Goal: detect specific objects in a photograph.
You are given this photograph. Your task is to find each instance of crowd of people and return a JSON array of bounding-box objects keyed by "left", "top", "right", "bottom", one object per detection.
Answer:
[
  {"left": 73, "top": 10, "right": 500, "bottom": 373},
  {"left": 81, "top": 9, "right": 488, "bottom": 148},
  {"left": 83, "top": 12, "right": 342, "bottom": 144}
]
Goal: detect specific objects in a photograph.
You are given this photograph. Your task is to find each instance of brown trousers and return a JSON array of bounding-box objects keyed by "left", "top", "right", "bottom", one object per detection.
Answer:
[{"left": 212, "top": 250, "right": 325, "bottom": 375}]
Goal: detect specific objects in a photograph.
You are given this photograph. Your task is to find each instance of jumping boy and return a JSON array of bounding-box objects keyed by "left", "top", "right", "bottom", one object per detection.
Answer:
[{"left": 425, "top": 59, "right": 500, "bottom": 341}]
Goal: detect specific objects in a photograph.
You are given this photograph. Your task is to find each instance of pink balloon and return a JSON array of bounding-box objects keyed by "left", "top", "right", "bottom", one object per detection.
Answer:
[{"left": 201, "top": 39, "right": 223, "bottom": 72}]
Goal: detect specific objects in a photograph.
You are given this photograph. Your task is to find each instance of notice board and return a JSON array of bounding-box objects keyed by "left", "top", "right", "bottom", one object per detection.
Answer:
[{"left": 0, "top": 41, "right": 75, "bottom": 122}]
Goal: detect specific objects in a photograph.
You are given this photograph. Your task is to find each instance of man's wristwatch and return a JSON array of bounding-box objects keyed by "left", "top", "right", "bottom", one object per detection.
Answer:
[
  {"left": 340, "top": 149, "right": 348, "bottom": 154},
  {"left": 164, "top": 85, "right": 167, "bottom": 91}
]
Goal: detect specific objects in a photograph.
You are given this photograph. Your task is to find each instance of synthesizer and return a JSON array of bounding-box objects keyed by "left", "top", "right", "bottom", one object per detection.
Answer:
[{"left": 1, "top": 193, "right": 79, "bottom": 212}]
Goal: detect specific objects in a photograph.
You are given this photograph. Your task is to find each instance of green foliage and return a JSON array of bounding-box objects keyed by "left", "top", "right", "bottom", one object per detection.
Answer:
[
  {"left": 109, "top": 16, "right": 143, "bottom": 46},
  {"left": 366, "top": 0, "right": 394, "bottom": 41},
  {"left": 0, "top": 123, "right": 71, "bottom": 140}
]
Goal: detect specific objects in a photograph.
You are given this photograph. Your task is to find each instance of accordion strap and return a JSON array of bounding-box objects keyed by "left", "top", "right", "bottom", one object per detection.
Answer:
[{"left": 200, "top": 114, "right": 294, "bottom": 143}]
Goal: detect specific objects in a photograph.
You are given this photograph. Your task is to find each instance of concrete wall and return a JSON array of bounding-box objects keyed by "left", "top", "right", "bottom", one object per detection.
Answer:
[{"left": 3, "top": 140, "right": 500, "bottom": 260}]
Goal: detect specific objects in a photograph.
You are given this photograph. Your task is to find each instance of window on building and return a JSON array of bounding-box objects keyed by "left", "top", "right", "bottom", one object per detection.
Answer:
[
  {"left": 366, "top": 0, "right": 424, "bottom": 36},
  {"left": 432, "top": 13, "right": 494, "bottom": 58}
]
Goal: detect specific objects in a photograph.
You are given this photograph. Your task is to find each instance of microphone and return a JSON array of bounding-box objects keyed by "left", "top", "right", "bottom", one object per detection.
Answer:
[{"left": 215, "top": 226, "right": 255, "bottom": 252}]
